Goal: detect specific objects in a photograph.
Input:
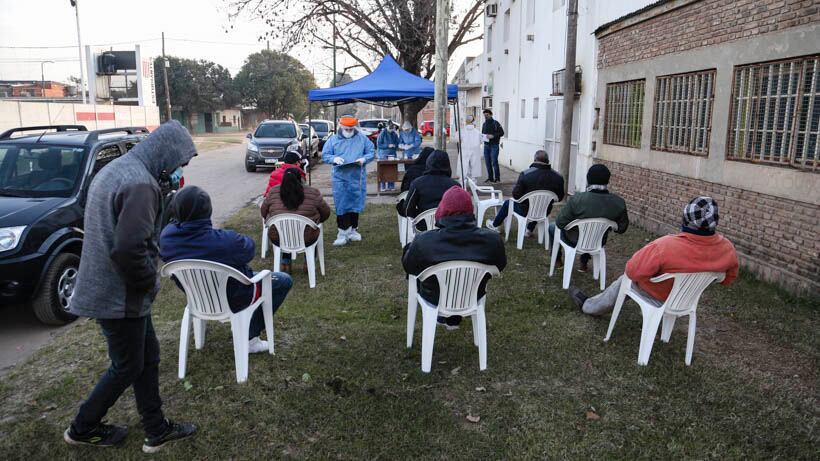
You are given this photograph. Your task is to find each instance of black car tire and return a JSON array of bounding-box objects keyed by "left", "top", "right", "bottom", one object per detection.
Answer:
[
  {"left": 245, "top": 163, "right": 257, "bottom": 172},
  {"left": 32, "top": 253, "right": 80, "bottom": 325}
]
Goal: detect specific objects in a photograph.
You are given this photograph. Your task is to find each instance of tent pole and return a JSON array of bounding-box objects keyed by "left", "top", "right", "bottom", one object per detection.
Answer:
[
  {"left": 453, "top": 100, "right": 466, "bottom": 188},
  {"left": 308, "top": 101, "right": 312, "bottom": 186}
]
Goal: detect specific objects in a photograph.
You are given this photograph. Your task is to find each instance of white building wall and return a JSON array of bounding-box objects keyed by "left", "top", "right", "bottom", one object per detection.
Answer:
[
  {"left": 482, "top": 0, "right": 655, "bottom": 191},
  {"left": 0, "top": 101, "right": 161, "bottom": 134}
]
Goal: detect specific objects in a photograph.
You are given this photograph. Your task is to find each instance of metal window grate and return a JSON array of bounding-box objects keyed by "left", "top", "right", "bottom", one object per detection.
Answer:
[
  {"left": 727, "top": 55, "right": 819, "bottom": 171},
  {"left": 604, "top": 79, "right": 645, "bottom": 148},
  {"left": 651, "top": 70, "right": 715, "bottom": 155}
]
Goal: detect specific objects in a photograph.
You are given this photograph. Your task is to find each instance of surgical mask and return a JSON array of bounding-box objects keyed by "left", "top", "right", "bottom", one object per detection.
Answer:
[
  {"left": 342, "top": 128, "right": 355, "bottom": 138},
  {"left": 169, "top": 166, "right": 184, "bottom": 188}
]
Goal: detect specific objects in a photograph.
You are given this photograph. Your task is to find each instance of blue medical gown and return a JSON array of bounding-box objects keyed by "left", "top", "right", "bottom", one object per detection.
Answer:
[
  {"left": 321, "top": 132, "right": 375, "bottom": 214},
  {"left": 398, "top": 129, "right": 422, "bottom": 158},
  {"left": 377, "top": 130, "right": 400, "bottom": 159}
]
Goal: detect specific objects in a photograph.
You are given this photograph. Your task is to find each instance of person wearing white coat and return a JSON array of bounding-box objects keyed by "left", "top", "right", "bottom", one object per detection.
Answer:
[{"left": 458, "top": 116, "right": 483, "bottom": 180}]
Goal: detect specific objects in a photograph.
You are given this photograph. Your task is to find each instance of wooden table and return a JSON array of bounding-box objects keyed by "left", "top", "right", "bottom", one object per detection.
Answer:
[{"left": 375, "top": 159, "right": 416, "bottom": 195}]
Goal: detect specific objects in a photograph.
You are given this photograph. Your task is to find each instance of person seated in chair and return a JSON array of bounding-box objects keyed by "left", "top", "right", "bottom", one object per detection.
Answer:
[
  {"left": 261, "top": 168, "right": 331, "bottom": 273},
  {"left": 264, "top": 151, "right": 306, "bottom": 197},
  {"left": 160, "top": 186, "right": 293, "bottom": 353},
  {"left": 404, "top": 149, "right": 458, "bottom": 230},
  {"left": 551, "top": 164, "right": 629, "bottom": 271},
  {"left": 402, "top": 186, "right": 507, "bottom": 329},
  {"left": 568, "top": 196, "right": 739, "bottom": 316},
  {"left": 486, "top": 149, "right": 564, "bottom": 234},
  {"left": 396, "top": 147, "right": 434, "bottom": 218}
]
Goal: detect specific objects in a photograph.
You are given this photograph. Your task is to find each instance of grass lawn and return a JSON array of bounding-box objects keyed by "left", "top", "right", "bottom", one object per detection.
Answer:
[{"left": 0, "top": 204, "right": 817, "bottom": 459}]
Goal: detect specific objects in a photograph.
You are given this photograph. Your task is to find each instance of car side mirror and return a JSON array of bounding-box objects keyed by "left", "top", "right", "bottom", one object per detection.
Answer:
[{"left": 245, "top": 133, "right": 252, "bottom": 139}]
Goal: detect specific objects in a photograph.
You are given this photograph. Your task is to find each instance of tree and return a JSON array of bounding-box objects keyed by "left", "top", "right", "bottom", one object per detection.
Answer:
[
  {"left": 233, "top": 49, "right": 317, "bottom": 120},
  {"left": 227, "top": 0, "right": 484, "bottom": 126},
  {"left": 153, "top": 56, "right": 237, "bottom": 115}
]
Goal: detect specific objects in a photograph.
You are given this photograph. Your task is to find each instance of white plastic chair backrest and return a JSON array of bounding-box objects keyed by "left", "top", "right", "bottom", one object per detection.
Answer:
[
  {"left": 412, "top": 208, "right": 437, "bottom": 232},
  {"left": 466, "top": 177, "right": 481, "bottom": 204},
  {"left": 265, "top": 213, "right": 318, "bottom": 252},
  {"left": 417, "top": 261, "right": 500, "bottom": 316},
  {"left": 396, "top": 190, "right": 408, "bottom": 203},
  {"left": 516, "top": 190, "right": 559, "bottom": 221},
  {"left": 651, "top": 272, "right": 725, "bottom": 314},
  {"left": 161, "top": 259, "right": 251, "bottom": 321},
  {"left": 565, "top": 218, "right": 617, "bottom": 253}
]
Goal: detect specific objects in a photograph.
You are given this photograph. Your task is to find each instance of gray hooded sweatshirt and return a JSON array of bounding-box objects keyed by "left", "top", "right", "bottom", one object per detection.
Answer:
[{"left": 69, "top": 121, "right": 196, "bottom": 319}]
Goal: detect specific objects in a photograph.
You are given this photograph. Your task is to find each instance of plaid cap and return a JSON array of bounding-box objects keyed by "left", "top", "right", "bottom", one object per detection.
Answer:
[{"left": 682, "top": 196, "right": 719, "bottom": 232}]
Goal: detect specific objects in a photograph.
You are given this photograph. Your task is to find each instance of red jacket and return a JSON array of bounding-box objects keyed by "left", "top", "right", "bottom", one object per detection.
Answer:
[
  {"left": 624, "top": 232, "right": 739, "bottom": 301},
  {"left": 264, "top": 164, "right": 306, "bottom": 196}
]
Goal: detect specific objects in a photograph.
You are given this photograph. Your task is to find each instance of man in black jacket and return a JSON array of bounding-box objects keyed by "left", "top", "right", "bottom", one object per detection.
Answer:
[
  {"left": 481, "top": 109, "right": 505, "bottom": 183},
  {"left": 404, "top": 150, "right": 458, "bottom": 229},
  {"left": 402, "top": 186, "right": 507, "bottom": 328},
  {"left": 488, "top": 150, "right": 564, "bottom": 233},
  {"left": 396, "top": 147, "right": 434, "bottom": 217}
]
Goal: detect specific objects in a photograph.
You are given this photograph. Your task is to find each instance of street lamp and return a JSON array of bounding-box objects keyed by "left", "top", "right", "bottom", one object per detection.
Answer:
[
  {"left": 40, "top": 61, "right": 54, "bottom": 97},
  {"left": 69, "top": 0, "right": 87, "bottom": 104}
]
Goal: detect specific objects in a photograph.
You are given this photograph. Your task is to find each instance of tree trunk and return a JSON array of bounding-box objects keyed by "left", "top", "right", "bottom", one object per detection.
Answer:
[{"left": 399, "top": 99, "right": 428, "bottom": 129}]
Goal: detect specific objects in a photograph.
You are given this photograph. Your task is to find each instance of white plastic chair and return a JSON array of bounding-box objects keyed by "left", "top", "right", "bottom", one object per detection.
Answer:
[
  {"left": 466, "top": 177, "right": 503, "bottom": 228},
  {"left": 265, "top": 214, "right": 325, "bottom": 288},
  {"left": 260, "top": 202, "right": 270, "bottom": 259},
  {"left": 406, "top": 261, "right": 500, "bottom": 373},
  {"left": 604, "top": 272, "right": 725, "bottom": 366},
  {"left": 406, "top": 208, "right": 437, "bottom": 244},
  {"left": 503, "top": 190, "right": 559, "bottom": 251},
  {"left": 160, "top": 260, "right": 275, "bottom": 384},
  {"left": 397, "top": 191, "right": 409, "bottom": 247},
  {"left": 549, "top": 218, "right": 617, "bottom": 290}
]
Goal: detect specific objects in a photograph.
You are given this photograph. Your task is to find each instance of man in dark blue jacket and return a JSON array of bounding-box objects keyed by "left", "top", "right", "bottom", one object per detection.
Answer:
[{"left": 160, "top": 186, "right": 292, "bottom": 353}]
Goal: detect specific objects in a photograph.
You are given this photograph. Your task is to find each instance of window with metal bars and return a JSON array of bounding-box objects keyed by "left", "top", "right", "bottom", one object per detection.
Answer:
[
  {"left": 727, "top": 55, "right": 819, "bottom": 171},
  {"left": 651, "top": 70, "right": 715, "bottom": 155},
  {"left": 604, "top": 79, "right": 645, "bottom": 148}
]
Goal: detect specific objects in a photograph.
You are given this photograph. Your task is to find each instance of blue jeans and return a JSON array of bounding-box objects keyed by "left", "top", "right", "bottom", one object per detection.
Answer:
[
  {"left": 491, "top": 201, "right": 536, "bottom": 231},
  {"left": 483, "top": 144, "right": 500, "bottom": 181},
  {"left": 247, "top": 272, "right": 292, "bottom": 339},
  {"left": 72, "top": 315, "right": 168, "bottom": 437}
]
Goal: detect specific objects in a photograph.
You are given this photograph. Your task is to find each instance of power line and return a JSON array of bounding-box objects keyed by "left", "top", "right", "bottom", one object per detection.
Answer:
[
  {"left": 0, "top": 38, "right": 162, "bottom": 49},
  {"left": 164, "top": 37, "right": 264, "bottom": 46}
]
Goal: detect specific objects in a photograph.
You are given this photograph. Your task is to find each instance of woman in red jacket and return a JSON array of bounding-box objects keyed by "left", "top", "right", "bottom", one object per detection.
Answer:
[{"left": 263, "top": 151, "right": 306, "bottom": 197}]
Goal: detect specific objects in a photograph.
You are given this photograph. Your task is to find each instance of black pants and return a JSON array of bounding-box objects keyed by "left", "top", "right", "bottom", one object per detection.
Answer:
[
  {"left": 337, "top": 212, "right": 359, "bottom": 229},
  {"left": 72, "top": 316, "right": 167, "bottom": 437}
]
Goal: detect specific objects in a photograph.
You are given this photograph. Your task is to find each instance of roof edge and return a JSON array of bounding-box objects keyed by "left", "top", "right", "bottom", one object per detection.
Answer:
[{"left": 594, "top": 0, "right": 703, "bottom": 38}]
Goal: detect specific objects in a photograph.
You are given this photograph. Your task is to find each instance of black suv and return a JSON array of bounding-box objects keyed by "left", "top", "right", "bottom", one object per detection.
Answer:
[
  {"left": 0, "top": 125, "right": 150, "bottom": 324},
  {"left": 244, "top": 120, "right": 304, "bottom": 172}
]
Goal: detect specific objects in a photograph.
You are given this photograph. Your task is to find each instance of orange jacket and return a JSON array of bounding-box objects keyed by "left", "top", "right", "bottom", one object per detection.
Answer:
[
  {"left": 625, "top": 232, "right": 739, "bottom": 301},
  {"left": 264, "top": 164, "right": 306, "bottom": 196}
]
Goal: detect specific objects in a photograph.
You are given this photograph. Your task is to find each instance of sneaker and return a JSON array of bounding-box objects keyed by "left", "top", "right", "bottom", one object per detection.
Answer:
[
  {"left": 485, "top": 219, "right": 500, "bottom": 232},
  {"left": 280, "top": 262, "right": 292, "bottom": 274},
  {"left": 248, "top": 337, "right": 269, "bottom": 354},
  {"left": 347, "top": 227, "right": 362, "bottom": 242},
  {"left": 64, "top": 423, "right": 128, "bottom": 448},
  {"left": 142, "top": 419, "right": 197, "bottom": 454},
  {"left": 332, "top": 229, "right": 349, "bottom": 246},
  {"left": 484, "top": 178, "right": 494, "bottom": 184},
  {"left": 436, "top": 317, "right": 460, "bottom": 331},
  {"left": 577, "top": 260, "right": 589, "bottom": 273},
  {"left": 524, "top": 230, "right": 533, "bottom": 238},
  {"left": 567, "top": 287, "right": 589, "bottom": 313}
]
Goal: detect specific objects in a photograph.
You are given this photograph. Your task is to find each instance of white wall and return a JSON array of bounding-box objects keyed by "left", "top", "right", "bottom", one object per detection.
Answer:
[{"left": 0, "top": 101, "right": 161, "bottom": 134}]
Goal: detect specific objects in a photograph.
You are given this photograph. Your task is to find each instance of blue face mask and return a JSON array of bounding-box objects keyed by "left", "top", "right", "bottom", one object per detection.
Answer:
[{"left": 169, "top": 166, "right": 183, "bottom": 188}]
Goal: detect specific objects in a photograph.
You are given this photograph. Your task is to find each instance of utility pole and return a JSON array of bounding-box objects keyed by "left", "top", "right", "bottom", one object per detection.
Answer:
[
  {"left": 161, "top": 32, "right": 172, "bottom": 123},
  {"left": 266, "top": 40, "right": 270, "bottom": 51},
  {"left": 40, "top": 60, "right": 54, "bottom": 97},
  {"left": 559, "top": 0, "right": 578, "bottom": 193},
  {"left": 70, "top": 0, "right": 87, "bottom": 104},
  {"left": 433, "top": 0, "right": 449, "bottom": 150},
  {"left": 332, "top": 14, "right": 338, "bottom": 124}
]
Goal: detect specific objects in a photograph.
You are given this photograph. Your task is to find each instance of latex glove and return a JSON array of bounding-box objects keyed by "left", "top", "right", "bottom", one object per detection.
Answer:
[
  {"left": 333, "top": 156, "right": 345, "bottom": 165},
  {"left": 487, "top": 134, "right": 494, "bottom": 139},
  {"left": 355, "top": 157, "right": 366, "bottom": 165},
  {"left": 388, "top": 144, "right": 396, "bottom": 148}
]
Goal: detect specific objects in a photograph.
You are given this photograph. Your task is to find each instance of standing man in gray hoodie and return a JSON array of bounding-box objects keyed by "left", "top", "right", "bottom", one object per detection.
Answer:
[{"left": 64, "top": 121, "right": 198, "bottom": 453}]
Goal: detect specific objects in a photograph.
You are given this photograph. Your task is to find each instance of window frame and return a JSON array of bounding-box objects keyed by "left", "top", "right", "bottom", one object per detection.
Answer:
[
  {"left": 520, "top": 99, "right": 526, "bottom": 118},
  {"left": 533, "top": 97, "right": 540, "bottom": 119},
  {"left": 650, "top": 69, "right": 716, "bottom": 156},
  {"left": 603, "top": 78, "right": 646, "bottom": 149},
  {"left": 725, "top": 54, "right": 819, "bottom": 172}
]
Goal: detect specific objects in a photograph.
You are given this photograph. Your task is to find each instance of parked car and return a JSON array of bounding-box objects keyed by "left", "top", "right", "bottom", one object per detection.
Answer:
[
  {"left": 308, "top": 120, "right": 334, "bottom": 150},
  {"left": 358, "top": 118, "right": 391, "bottom": 142},
  {"left": 298, "top": 124, "right": 320, "bottom": 158},
  {"left": 0, "top": 125, "right": 155, "bottom": 325},
  {"left": 420, "top": 120, "right": 450, "bottom": 137},
  {"left": 245, "top": 120, "right": 303, "bottom": 172}
]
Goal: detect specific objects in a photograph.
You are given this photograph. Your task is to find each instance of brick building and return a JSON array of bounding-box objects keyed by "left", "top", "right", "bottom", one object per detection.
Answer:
[
  {"left": 0, "top": 80, "right": 71, "bottom": 98},
  {"left": 592, "top": 0, "right": 819, "bottom": 295}
]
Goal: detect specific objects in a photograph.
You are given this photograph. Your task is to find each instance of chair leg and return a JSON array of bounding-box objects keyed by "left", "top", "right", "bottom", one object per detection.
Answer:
[
  {"left": 261, "top": 225, "right": 269, "bottom": 259},
  {"left": 562, "top": 248, "right": 576, "bottom": 289},
  {"left": 477, "top": 305, "right": 488, "bottom": 371},
  {"left": 549, "top": 230, "right": 561, "bottom": 276},
  {"left": 599, "top": 249, "right": 607, "bottom": 291},
  {"left": 605, "top": 279, "right": 630, "bottom": 341},
  {"left": 406, "top": 276, "right": 417, "bottom": 348},
  {"left": 178, "top": 307, "right": 191, "bottom": 379},
  {"left": 273, "top": 248, "right": 281, "bottom": 272},
  {"left": 591, "top": 254, "right": 600, "bottom": 280},
  {"left": 318, "top": 236, "right": 326, "bottom": 276},
  {"left": 685, "top": 312, "right": 697, "bottom": 366},
  {"left": 230, "top": 314, "right": 251, "bottom": 383},
  {"left": 420, "top": 305, "right": 437, "bottom": 373},
  {"left": 306, "top": 246, "right": 317, "bottom": 288},
  {"left": 516, "top": 216, "right": 526, "bottom": 250},
  {"left": 542, "top": 220, "right": 550, "bottom": 251},
  {"left": 537, "top": 221, "right": 544, "bottom": 244},
  {"left": 638, "top": 307, "right": 665, "bottom": 366},
  {"left": 476, "top": 204, "right": 487, "bottom": 229},
  {"left": 192, "top": 317, "right": 206, "bottom": 350},
  {"left": 262, "top": 278, "right": 275, "bottom": 355},
  {"left": 472, "top": 314, "right": 479, "bottom": 347},
  {"left": 504, "top": 205, "right": 512, "bottom": 241},
  {"left": 660, "top": 314, "right": 676, "bottom": 343}
]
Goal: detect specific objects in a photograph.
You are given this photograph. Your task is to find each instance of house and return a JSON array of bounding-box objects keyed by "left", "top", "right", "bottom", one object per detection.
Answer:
[
  {"left": 0, "top": 80, "right": 71, "bottom": 98},
  {"left": 452, "top": 54, "right": 484, "bottom": 125},
  {"left": 171, "top": 107, "right": 243, "bottom": 134},
  {"left": 592, "top": 0, "right": 819, "bottom": 295}
]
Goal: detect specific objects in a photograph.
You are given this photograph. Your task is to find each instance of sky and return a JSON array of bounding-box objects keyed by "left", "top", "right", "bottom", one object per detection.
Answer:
[{"left": 0, "top": 0, "right": 482, "bottom": 88}]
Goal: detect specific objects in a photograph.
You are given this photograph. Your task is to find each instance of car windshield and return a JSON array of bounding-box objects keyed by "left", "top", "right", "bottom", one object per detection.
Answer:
[
  {"left": 0, "top": 144, "right": 87, "bottom": 198},
  {"left": 310, "top": 121, "right": 330, "bottom": 132},
  {"left": 360, "top": 121, "right": 383, "bottom": 129},
  {"left": 300, "top": 125, "right": 310, "bottom": 137},
  {"left": 254, "top": 123, "right": 296, "bottom": 138}
]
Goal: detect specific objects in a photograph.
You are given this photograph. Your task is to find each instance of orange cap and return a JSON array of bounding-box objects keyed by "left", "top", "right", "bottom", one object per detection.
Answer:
[{"left": 339, "top": 117, "right": 358, "bottom": 127}]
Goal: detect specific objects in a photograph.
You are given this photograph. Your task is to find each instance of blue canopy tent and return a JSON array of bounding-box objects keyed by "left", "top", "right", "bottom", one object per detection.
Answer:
[{"left": 307, "top": 55, "right": 465, "bottom": 187}]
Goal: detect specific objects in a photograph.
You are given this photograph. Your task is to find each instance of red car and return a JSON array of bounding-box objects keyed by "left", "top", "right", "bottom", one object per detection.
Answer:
[{"left": 419, "top": 120, "right": 450, "bottom": 137}]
